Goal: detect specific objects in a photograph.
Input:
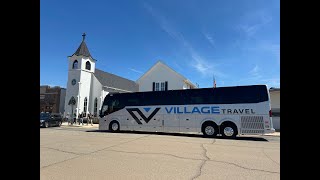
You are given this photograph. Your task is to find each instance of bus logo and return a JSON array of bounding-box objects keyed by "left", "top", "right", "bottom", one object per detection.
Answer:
[{"left": 126, "top": 108, "right": 161, "bottom": 124}]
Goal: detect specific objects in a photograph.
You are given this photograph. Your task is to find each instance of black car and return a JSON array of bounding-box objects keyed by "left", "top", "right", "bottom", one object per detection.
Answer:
[{"left": 40, "top": 113, "right": 62, "bottom": 128}]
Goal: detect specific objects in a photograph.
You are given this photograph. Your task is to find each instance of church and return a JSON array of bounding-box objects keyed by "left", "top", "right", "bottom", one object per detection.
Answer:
[{"left": 64, "top": 34, "right": 196, "bottom": 118}]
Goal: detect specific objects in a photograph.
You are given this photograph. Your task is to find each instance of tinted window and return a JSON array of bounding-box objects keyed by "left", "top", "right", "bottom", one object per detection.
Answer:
[
  {"left": 213, "top": 85, "right": 268, "bottom": 104},
  {"left": 40, "top": 113, "right": 50, "bottom": 119},
  {"left": 185, "top": 88, "right": 214, "bottom": 104},
  {"left": 101, "top": 85, "right": 268, "bottom": 109}
]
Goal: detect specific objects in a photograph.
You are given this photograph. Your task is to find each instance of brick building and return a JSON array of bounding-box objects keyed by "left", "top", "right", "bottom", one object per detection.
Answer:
[{"left": 40, "top": 85, "right": 66, "bottom": 113}]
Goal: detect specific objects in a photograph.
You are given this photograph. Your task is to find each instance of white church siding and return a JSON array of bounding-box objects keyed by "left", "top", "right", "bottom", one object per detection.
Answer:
[
  {"left": 64, "top": 70, "right": 81, "bottom": 116},
  {"left": 80, "top": 57, "right": 96, "bottom": 73},
  {"left": 137, "top": 61, "right": 196, "bottom": 92},
  {"left": 89, "top": 73, "right": 104, "bottom": 116},
  {"left": 78, "top": 70, "right": 92, "bottom": 114}
]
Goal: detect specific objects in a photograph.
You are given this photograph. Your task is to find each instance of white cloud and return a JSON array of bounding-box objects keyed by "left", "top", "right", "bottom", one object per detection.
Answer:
[
  {"left": 172, "top": 61, "right": 183, "bottom": 72},
  {"left": 239, "top": 24, "right": 260, "bottom": 37},
  {"left": 237, "top": 10, "right": 272, "bottom": 38},
  {"left": 128, "top": 68, "right": 143, "bottom": 74},
  {"left": 249, "top": 65, "right": 261, "bottom": 77},
  {"left": 142, "top": 2, "right": 226, "bottom": 79},
  {"left": 202, "top": 32, "right": 215, "bottom": 48}
]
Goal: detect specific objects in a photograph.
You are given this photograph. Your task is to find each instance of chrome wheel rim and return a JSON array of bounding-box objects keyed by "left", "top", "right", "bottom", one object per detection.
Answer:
[
  {"left": 224, "top": 127, "right": 234, "bottom": 136},
  {"left": 205, "top": 126, "right": 215, "bottom": 135},
  {"left": 112, "top": 123, "right": 119, "bottom": 131}
]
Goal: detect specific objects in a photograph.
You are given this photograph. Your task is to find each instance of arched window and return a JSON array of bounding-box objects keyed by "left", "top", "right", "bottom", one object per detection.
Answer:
[
  {"left": 72, "top": 60, "right": 78, "bottom": 69},
  {"left": 68, "top": 96, "right": 76, "bottom": 105},
  {"left": 94, "top": 98, "right": 98, "bottom": 116},
  {"left": 83, "top": 97, "right": 88, "bottom": 113},
  {"left": 86, "top": 61, "right": 91, "bottom": 70}
]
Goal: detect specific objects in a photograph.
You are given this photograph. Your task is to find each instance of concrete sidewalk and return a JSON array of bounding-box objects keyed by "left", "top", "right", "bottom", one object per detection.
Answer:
[
  {"left": 264, "top": 132, "right": 280, "bottom": 137},
  {"left": 61, "top": 122, "right": 99, "bottom": 129}
]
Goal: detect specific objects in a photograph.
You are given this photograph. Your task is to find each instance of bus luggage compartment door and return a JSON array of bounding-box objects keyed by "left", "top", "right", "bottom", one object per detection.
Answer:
[{"left": 179, "top": 115, "right": 196, "bottom": 132}]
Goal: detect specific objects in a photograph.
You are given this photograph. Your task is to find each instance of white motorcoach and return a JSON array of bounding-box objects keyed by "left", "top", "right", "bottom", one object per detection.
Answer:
[{"left": 99, "top": 85, "right": 275, "bottom": 138}]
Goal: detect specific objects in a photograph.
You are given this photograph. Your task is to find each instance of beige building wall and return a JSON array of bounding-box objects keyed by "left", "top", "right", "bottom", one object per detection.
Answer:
[{"left": 269, "top": 89, "right": 280, "bottom": 131}]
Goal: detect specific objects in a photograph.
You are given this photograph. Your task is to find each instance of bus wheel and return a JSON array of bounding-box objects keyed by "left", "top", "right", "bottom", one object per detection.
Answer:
[
  {"left": 202, "top": 122, "right": 218, "bottom": 137},
  {"left": 221, "top": 123, "right": 238, "bottom": 139},
  {"left": 109, "top": 121, "right": 120, "bottom": 132}
]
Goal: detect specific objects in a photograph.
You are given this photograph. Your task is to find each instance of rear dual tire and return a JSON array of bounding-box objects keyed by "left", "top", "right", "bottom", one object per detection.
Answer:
[
  {"left": 220, "top": 123, "right": 238, "bottom": 139},
  {"left": 202, "top": 123, "right": 218, "bottom": 137}
]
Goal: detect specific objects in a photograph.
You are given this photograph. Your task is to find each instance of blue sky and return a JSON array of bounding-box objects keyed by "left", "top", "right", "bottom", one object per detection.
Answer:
[{"left": 40, "top": 0, "right": 279, "bottom": 89}]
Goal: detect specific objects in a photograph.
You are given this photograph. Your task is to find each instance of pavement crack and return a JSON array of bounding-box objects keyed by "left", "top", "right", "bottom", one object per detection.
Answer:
[
  {"left": 211, "top": 138, "right": 216, "bottom": 144},
  {"left": 105, "top": 149, "right": 202, "bottom": 161},
  {"left": 192, "top": 139, "right": 279, "bottom": 178},
  {"left": 262, "top": 148, "right": 280, "bottom": 166},
  {"left": 88, "top": 135, "right": 151, "bottom": 155},
  {"left": 41, "top": 156, "right": 80, "bottom": 169},
  {"left": 41, "top": 135, "right": 150, "bottom": 170},
  {"left": 207, "top": 159, "right": 280, "bottom": 174},
  {"left": 192, "top": 140, "right": 214, "bottom": 180},
  {"left": 41, "top": 146, "right": 84, "bottom": 155}
]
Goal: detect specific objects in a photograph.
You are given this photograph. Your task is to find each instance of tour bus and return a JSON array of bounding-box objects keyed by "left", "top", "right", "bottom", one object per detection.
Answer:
[{"left": 99, "top": 85, "right": 275, "bottom": 138}]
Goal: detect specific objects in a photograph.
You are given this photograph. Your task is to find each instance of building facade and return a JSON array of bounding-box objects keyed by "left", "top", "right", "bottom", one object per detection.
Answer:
[
  {"left": 40, "top": 85, "right": 66, "bottom": 113},
  {"left": 64, "top": 34, "right": 138, "bottom": 118},
  {"left": 269, "top": 87, "right": 280, "bottom": 131},
  {"left": 136, "top": 61, "right": 196, "bottom": 92}
]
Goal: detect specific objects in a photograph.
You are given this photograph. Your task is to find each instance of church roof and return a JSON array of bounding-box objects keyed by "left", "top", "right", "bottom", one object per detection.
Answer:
[
  {"left": 95, "top": 69, "right": 139, "bottom": 92},
  {"left": 73, "top": 41, "right": 92, "bottom": 57},
  {"left": 71, "top": 33, "right": 93, "bottom": 59}
]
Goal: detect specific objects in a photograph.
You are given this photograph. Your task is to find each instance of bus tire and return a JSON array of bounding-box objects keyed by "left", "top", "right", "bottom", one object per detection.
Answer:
[
  {"left": 220, "top": 122, "right": 238, "bottom": 139},
  {"left": 109, "top": 121, "right": 120, "bottom": 132},
  {"left": 202, "top": 122, "right": 218, "bottom": 137}
]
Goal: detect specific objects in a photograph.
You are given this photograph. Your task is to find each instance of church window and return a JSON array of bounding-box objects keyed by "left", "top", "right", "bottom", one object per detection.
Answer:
[
  {"left": 94, "top": 98, "right": 98, "bottom": 117},
  {"left": 86, "top": 61, "right": 91, "bottom": 70},
  {"left": 73, "top": 60, "right": 78, "bottom": 69},
  {"left": 84, "top": 97, "right": 88, "bottom": 113}
]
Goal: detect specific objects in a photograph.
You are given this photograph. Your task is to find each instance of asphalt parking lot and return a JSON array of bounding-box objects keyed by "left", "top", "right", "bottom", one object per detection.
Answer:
[{"left": 40, "top": 124, "right": 280, "bottom": 180}]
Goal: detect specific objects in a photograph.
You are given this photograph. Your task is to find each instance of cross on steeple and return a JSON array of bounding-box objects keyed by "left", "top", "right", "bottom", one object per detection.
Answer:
[{"left": 82, "top": 33, "right": 86, "bottom": 41}]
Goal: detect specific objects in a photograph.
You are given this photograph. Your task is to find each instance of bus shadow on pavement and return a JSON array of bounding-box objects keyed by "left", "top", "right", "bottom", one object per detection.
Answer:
[{"left": 86, "top": 130, "right": 268, "bottom": 142}]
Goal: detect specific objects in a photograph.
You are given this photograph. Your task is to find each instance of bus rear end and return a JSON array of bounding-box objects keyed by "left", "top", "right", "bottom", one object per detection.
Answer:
[{"left": 238, "top": 85, "right": 275, "bottom": 135}]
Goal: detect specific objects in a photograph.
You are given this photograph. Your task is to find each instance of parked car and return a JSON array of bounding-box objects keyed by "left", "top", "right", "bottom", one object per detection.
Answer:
[{"left": 40, "top": 112, "right": 62, "bottom": 128}]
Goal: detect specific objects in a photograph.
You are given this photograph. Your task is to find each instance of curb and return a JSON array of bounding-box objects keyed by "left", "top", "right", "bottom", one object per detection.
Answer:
[
  {"left": 61, "top": 122, "right": 98, "bottom": 128},
  {"left": 264, "top": 132, "right": 280, "bottom": 137}
]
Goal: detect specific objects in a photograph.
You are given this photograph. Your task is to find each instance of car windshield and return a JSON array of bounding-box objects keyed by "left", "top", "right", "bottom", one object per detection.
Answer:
[{"left": 40, "top": 113, "right": 50, "bottom": 119}]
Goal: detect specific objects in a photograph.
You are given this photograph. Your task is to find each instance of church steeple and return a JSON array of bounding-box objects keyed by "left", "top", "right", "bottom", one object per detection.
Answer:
[{"left": 72, "top": 33, "right": 93, "bottom": 59}]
